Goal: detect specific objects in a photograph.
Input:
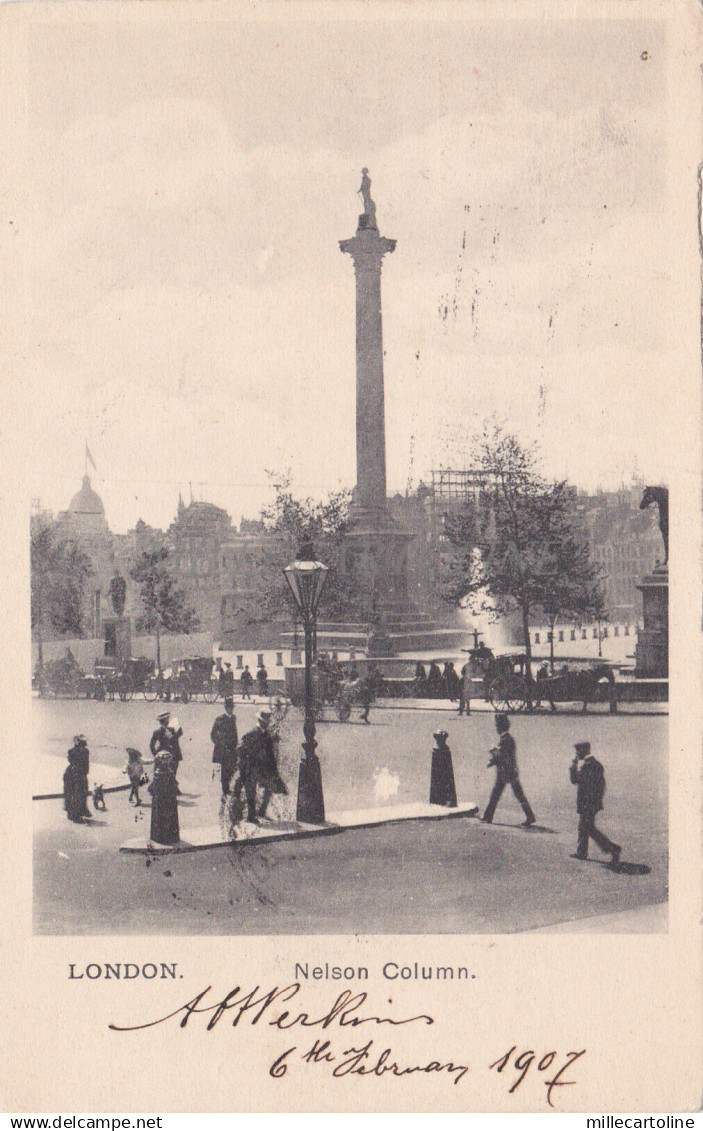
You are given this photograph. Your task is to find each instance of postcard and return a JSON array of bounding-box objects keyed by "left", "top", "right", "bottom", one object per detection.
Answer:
[{"left": 1, "top": 0, "right": 701, "bottom": 1114}]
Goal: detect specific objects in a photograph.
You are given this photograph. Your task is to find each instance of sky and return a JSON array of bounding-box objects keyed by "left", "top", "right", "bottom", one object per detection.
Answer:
[{"left": 22, "top": 10, "right": 672, "bottom": 533}]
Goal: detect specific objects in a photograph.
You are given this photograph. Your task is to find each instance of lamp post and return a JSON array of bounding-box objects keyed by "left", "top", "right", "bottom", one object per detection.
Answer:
[{"left": 283, "top": 543, "right": 329, "bottom": 824}]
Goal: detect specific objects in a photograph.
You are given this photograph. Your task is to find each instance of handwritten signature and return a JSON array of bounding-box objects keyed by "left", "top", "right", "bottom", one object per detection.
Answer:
[
  {"left": 108, "top": 983, "right": 585, "bottom": 1102},
  {"left": 108, "top": 983, "right": 433, "bottom": 1034}
]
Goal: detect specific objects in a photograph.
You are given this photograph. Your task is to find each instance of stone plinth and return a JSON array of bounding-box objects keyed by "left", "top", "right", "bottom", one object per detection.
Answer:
[
  {"left": 635, "top": 564, "right": 668, "bottom": 677},
  {"left": 102, "top": 616, "right": 131, "bottom": 667}
]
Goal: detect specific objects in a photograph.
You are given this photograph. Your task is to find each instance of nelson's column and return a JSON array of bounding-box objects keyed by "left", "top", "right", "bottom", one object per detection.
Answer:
[{"left": 338, "top": 170, "right": 412, "bottom": 634}]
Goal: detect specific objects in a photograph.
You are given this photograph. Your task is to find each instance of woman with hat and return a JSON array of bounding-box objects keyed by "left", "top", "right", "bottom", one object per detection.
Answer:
[
  {"left": 430, "top": 730, "right": 458, "bottom": 808},
  {"left": 149, "top": 710, "right": 183, "bottom": 792},
  {"left": 148, "top": 752, "right": 180, "bottom": 846},
  {"left": 63, "top": 735, "right": 92, "bottom": 822}
]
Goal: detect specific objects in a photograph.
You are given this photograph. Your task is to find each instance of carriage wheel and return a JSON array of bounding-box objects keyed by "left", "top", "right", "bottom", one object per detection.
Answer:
[
  {"left": 119, "top": 687, "right": 134, "bottom": 702},
  {"left": 203, "top": 684, "right": 219, "bottom": 704},
  {"left": 269, "top": 694, "right": 290, "bottom": 723},
  {"left": 488, "top": 678, "right": 513, "bottom": 713},
  {"left": 143, "top": 683, "right": 158, "bottom": 702}
]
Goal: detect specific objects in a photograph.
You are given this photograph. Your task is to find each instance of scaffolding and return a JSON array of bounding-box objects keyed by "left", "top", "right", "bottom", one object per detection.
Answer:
[{"left": 430, "top": 468, "right": 485, "bottom": 500}]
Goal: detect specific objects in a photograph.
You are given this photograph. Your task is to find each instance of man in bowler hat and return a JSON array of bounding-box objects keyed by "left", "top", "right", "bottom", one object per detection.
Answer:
[
  {"left": 569, "top": 741, "right": 621, "bottom": 865},
  {"left": 211, "top": 695, "right": 238, "bottom": 797},
  {"left": 481, "top": 713, "right": 536, "bottom": 826}
]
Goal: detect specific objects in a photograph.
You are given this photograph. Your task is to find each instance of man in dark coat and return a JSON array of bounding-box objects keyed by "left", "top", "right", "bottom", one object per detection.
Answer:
[
  {"left": 569, "top": 741, "right": 621, "bottom": 864},
  {"left": 481, "top": 714, "right": 536, "bottom": 826},
  {"left": 240, "top": 665, "right": 254, "bottom": 700},
  {"left": 211, "top": 696, "right": 238, "bottom": 797},
  {"left": 256, "top": 663, "right": 269, "bottom": 696},
  {"left": 149, "top": 711, "right": 183, "bottom": 791},
  {"left": 231, "top": 710, "right": 286, "bottom": 823}
]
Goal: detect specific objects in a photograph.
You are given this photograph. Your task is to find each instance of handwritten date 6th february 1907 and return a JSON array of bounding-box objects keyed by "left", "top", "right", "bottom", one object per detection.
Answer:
[{"left": 108, "top": 982, "right": 585, "bottom": 1106}]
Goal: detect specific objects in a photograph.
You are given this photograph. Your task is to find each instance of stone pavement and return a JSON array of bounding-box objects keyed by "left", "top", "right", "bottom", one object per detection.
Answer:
[
  {"left": 33, "top": 754, "right": 129, "bottom": 800},
  {"left": 120, "top": 800, "right": 479, "bottom": 854}
]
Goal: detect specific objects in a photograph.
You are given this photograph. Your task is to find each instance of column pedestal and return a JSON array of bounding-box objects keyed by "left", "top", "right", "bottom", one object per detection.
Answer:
[{"left": 635, "top": 564, "right": 668, "bottom": 677}]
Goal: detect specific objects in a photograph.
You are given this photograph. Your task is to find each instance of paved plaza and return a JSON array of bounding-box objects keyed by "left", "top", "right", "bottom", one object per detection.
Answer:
[{"left": 33, "top": 696, "right": 667, "bottom": 935}]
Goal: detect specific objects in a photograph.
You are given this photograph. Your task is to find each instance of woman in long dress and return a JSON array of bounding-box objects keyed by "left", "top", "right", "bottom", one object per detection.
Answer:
[
  {"left": 148, "top": 753, "right": 180, "bottom": 845},
  {"left": 63, "top": 735, "right": 92, "bottom": 822}
]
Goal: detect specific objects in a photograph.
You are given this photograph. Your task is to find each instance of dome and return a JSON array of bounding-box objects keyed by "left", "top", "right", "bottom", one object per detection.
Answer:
[{"left": 68, "top": 475, "right": 105, "bottom": 516}]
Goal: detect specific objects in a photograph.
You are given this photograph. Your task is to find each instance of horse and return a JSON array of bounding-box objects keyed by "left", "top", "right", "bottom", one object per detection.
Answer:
[
  {"left": 640, "top": 485, "right": 668, "bottom": 563},
  {"left": 537, "top": 663, "right": 616, "bottom": 713}
]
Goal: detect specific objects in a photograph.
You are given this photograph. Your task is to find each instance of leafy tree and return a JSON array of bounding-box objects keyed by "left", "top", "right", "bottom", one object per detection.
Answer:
[
  {"left": 129, "top": 547, "right": 199, "bottom": 670},
  {"left": 229, "top": 475, "right": 355, "bottom": 635},
  {"left": 31, "top": 519, "right": 94, "bottom": 658},
  {"left": 442, "top": 422, "right": 606, "bottom": 686},
  {"left": 535, "top": 489, "right": 607, "bottom": 671}
]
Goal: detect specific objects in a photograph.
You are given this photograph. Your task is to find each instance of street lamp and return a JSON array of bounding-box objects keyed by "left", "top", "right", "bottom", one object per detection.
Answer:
[{"left": 283, "top": 543, "right": 329, "bottom": 824}]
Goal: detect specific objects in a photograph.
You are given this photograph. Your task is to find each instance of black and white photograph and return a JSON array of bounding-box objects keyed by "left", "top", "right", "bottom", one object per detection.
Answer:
[{"left": 2, "top": 0, "right": 701, "bottom": 1115}]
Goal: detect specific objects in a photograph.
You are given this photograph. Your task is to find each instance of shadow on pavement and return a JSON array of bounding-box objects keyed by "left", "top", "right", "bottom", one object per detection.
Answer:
[
  {"left": 611, "top": 861, "right": 651, "bottom": 876},
  {"left": 482, "top": 819, "right": 559, "bottom": 835}
]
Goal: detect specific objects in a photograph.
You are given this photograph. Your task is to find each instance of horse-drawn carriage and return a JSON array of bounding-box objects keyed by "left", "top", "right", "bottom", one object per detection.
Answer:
[
  {"left": 142, "top": 656, "right": 217, "bottom": 703},
  {"left": 482, "top": 651, "right": 616, "bottom": 713},
  {"left": 35, "top": 653, "right": 99, "bottom": 699},
  {"left": 277, "top": 660, "right": 378, "bottom": 723}
]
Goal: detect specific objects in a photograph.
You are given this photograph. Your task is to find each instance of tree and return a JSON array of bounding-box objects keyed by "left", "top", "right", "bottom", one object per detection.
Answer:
[
  {"left": 129, "top": 547, "right": 199, "bottom": 670},
  {"left": 535, "top": 489, "right": 607, "bottom": 672},
  {"left": 442, "top": 422, "right": 606, "bottom": 687},
  {"left": 31, "top": 519, "right": 94, "bottom": 659},
  {"left": 229, "top": 476, "right": 356, "bottom": 635}
]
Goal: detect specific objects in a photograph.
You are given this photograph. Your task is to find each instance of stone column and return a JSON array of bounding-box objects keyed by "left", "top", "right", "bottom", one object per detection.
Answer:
[{"left": 340, "top": 207, "right": 395, "bottom": 518}]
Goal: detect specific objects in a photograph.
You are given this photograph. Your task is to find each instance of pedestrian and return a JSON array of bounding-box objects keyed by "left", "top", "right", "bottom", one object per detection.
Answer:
[
  {"left": 63, "top": 734, "right": 92, "bottom": 822},
  {"left": 444, "top": 661, "right": 460, "bottom": 702},
  {"left": 256, "top": 662, "right": 269, "bottom": 697},
  {"left": 240, "top": 665, "right": 254, "bottom": 700},
  {"left": 231, "top": 710, "right": 287, "bottom": 824},
  {"left": 427, "top": 661, "right": 443, "bottom": 698},
  {"left": 429, "top": 730, "right": 457, "bottom": 807},
  {"left": 569, "top": 741, "right": 621, "bottom": 865},
  {"left": 458, "top": 656, "right": 472, "bottom": 716},
  {"left": 481, "top": 714, "right": 536, "bottom": 826},
  {"left": 122, "top": 747, "right": 152, "bottom": 806},
  {"left": 149, "top": 710, "right": 183, "bottom": 792},
  {"left": 211, "top": 695, "right": 239, "bottom": 797},
  {"left": 359, "top": 667, "right": 378, "bottom": 723},
  {"left": 148, "top": 753, "right": 180, "bottom": 846},
  {"left": 221, "top": 663, "right": 235, "bottom": 698},
  {"left": 413, "top": 662, "right": 427, "bottom": 697}
]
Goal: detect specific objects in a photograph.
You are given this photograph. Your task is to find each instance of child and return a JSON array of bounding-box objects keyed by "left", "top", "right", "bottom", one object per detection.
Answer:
[{"left": 123, "top": 747, "right": 152, "bottom": 806}]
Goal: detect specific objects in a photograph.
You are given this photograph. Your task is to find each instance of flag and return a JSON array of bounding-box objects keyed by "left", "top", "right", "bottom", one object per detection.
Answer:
[{"left": 85, "top": 443, "right": 97, "bottom": 471}]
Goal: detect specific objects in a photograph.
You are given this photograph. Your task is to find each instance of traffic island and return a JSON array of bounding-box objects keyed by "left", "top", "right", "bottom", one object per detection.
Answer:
[{"left": 119, "top": 800, "right": 479, "bottom": 855}]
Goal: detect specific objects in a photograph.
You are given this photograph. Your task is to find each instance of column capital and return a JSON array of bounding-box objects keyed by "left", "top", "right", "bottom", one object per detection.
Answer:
[{"left": 339, "top": 230, "right": 396, "bottom": 268}]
